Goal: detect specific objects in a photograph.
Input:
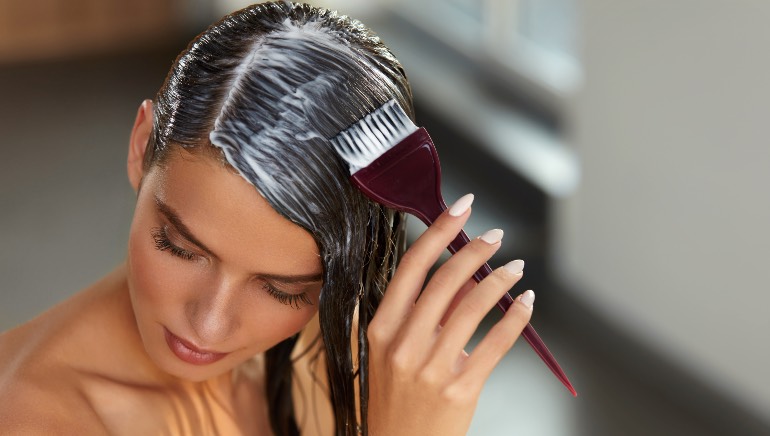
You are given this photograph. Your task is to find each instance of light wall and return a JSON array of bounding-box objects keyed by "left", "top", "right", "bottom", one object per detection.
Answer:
[{"left": 554, "top": 0, "right": 770, "bottom": 423}]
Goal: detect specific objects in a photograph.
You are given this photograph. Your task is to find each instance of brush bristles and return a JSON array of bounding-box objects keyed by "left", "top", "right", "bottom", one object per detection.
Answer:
[{"left": 331, "top": 99, "right": 418, "bottom": 174}]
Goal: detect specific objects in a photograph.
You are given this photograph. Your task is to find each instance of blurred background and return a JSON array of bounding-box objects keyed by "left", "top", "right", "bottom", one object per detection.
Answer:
[{"left": 1, "top": 0, "right": 768, "bottom": 434}]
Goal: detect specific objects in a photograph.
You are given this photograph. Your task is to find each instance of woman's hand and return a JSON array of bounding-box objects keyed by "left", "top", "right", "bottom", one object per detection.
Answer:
[{"left": 366, "top": 194, "right": 535, "bottom": 436}]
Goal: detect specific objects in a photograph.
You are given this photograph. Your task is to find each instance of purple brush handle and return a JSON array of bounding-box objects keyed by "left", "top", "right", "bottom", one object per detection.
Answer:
[
  {"left": 351, "top": 127, "right": 576, "bottom": 396},
  {"left": 429, "top": 202, "right": 576, "bottom": 397}
]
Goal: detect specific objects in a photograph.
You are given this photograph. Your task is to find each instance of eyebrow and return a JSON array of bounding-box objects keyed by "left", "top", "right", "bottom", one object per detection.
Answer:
[
  {"left": 259, "top": 272, "right": 324, "bottom": 284},
  {"left": 154, "top": 196, "right": 323, "bottom": 284},
  {"left": 155, "top": 196, "right": 217, "bottom": 257}
]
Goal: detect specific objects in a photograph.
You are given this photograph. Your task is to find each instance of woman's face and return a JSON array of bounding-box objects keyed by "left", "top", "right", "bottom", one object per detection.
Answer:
[{"left": 126, "top": 149, "right": 323, "bottom": 382}]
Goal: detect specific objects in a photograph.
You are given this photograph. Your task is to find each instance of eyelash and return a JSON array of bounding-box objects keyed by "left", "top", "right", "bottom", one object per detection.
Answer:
[
  {"left": 150, "top": 226, "right": 313, "bottom": 309},
  {"left": 151, "top": 227, "right": 198, "bottom": 261},
  {"left": 262, "top": 283, "right": 313, "bottom": 310}
]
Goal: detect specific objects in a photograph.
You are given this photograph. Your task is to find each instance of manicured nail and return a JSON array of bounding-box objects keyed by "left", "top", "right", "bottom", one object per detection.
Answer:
[
  {"left": 480, "top": 229, "right": 504, "bottom": 244},
  {"left": 503, "top": 259, "right": 525, "bottom": 275},
  {"left": 520, "top": 290, "right": 535, "bottom": 308},
  {"left": 448, "top": 193, "right": 474, "bottom": 217}
]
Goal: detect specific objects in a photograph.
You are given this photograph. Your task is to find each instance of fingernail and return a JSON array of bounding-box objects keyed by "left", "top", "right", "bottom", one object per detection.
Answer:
[
  {"left": 503, "top": 259, "right": 524, "bottom": 275},
  {"left": 448, "top": 193, "right": 474, "bottom": 217},
  {"left": 480, "top": 229, "right": 504, "bottom": 244},
  {"left": 520, "top": 290, "right": 535, "bottom": 308}
]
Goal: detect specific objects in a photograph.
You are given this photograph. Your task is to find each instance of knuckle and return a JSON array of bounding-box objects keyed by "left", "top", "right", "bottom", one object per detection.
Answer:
[
  {"left": 487, "top": 328, "right": 518, "bottom": 353},
  {"left": 498, "top": 307, "right": 531, "bottom": 336},
  {"left": 367, "top": 320, "right": 386, "bottom": 344},
  {"left": 417, "top": 366, "right": 444, "bottom": 388},
  {"left": 441, "top": 383, "right": 476, "bottom": 406},
  {"left": 426, "top": 271, "right": 453, "bottom": 294},
  {"left": 455, "top": 294, "right": 487, "bottom": 318},
  {"left": 389, "top": 347, "right": 415, "bottom": 373},
  {"left": 429, "top": 216, "right": 458, "bottom": 235},
  {"left": 397, "top": 249, "right": 427, "bottom": 271},
  {"left": 484, "top": 269, "right": 511, "bottom": 288}
]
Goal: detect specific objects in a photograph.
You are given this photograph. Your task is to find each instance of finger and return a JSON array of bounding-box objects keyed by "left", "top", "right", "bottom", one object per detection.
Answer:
[
  {"left": 370, "top": 194, "right": 474, "bottom": 335},
  {"left": 439, "top": 277, "right": 476, "bottom": 326},
  {"left": 398, "top": 229, "right": 503, "bottom": 346},
  {"left": 429, "top": 260, "right": 524, "bottom": 369},
  {"left": 458, "top": 290, "right": 534, "bottom": 384}
]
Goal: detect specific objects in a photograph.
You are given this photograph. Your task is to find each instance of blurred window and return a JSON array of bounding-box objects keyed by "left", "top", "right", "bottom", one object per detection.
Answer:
[{"left": 385, "top": 0, "right": 581, "bottom": 97}]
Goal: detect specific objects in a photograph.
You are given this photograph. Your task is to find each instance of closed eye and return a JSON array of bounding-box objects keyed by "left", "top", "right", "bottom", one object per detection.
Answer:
[
  {"left": 262, "top": 282, "right": 313, "bottom": 309},
  {"left": 151, "top": 226, "right": 199, "bottom": 261}
]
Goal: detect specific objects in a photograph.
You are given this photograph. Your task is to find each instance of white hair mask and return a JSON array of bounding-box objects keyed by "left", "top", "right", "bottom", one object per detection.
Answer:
[{"left": 208, "top": 18, "right": 375, "bottom": 246}]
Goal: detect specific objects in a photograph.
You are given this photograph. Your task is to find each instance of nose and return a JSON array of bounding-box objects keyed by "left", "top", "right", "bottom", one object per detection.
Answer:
[{"left": 185, "top": 276, "right": 242, "bottom": 346}]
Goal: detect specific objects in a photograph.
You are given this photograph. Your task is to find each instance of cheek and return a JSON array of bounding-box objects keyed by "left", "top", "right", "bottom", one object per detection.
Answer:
[
  {"left": 238, "top": 294, "right": 320, "bottom": 352},
  {"left": 127, "top": 223, "right": 198, "bottom": 325}
]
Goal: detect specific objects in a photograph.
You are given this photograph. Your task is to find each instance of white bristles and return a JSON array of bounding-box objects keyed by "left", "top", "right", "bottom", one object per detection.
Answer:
[{"left": 331, "top": 99, "right": 418, "bottom": 174}]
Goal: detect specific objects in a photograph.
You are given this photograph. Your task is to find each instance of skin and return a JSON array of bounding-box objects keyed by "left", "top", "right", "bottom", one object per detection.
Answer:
[{"left": 0, "top": 101, "right": 534, "bottom": 435}]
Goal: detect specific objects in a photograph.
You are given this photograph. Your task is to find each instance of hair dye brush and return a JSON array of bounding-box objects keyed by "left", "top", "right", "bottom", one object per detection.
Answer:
[{"left": 332, "top": 99, "right": 576, "bottom": 396}]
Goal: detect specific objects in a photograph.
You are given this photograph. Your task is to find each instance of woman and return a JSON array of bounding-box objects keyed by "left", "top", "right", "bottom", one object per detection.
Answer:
[{"left": 0, "top": 2, "right": 534, "bottom": 435}]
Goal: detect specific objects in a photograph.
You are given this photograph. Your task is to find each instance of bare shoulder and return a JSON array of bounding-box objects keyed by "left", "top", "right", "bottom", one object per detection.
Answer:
[
  {"left": 0, "top": 268, "right": 155, "bottom": 434},
  {"left": 0, "top": 333, "right": 109, "bottom": 434},
  {"left": 0, "top": 371, "right": 109, "bottom": 434},
  {"left": 0, "top": 287, "right": 115, "bottom": 434}
]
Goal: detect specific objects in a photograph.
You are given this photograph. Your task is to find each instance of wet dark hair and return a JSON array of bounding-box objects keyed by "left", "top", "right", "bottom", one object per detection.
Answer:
[{"left": 143, "top": 2, "right": 412, "bottom": 435}]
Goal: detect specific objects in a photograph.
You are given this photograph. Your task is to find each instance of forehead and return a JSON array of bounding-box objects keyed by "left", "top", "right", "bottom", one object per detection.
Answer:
[{"left": 145, "top": 149, "right": 321, "bottom": 275}]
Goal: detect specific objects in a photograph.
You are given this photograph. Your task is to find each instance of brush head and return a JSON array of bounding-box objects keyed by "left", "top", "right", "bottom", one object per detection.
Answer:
[{"left": 331, "top": 99, "right": 418, "bottom": 174}]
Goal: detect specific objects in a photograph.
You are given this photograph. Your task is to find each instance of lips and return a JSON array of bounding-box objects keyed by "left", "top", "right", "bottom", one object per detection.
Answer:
[{"left": 164, "top": 327, "right": 229, "bottom": 365}]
